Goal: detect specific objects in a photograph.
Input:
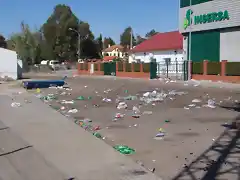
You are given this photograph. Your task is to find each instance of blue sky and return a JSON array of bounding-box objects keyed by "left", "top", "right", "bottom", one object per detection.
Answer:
[{"left": 0, "top": 0, "right": 179, "bottom": 42}]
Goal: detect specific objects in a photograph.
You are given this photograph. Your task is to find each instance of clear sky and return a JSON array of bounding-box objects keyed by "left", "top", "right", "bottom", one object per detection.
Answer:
[{"left": 0, "top": 0, "right": 179, "bottom": 42}]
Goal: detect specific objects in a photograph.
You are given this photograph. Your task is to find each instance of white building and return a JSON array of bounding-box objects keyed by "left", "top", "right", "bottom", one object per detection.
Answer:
[
  {"left": 129, "top": 31, "right": 184, "bottom": 78},
  {"left": 0, "top": 48, "right": 21, "bottom": 80},
  {"left": 129, "top": 31, "right": 183, "bottom": 63}
]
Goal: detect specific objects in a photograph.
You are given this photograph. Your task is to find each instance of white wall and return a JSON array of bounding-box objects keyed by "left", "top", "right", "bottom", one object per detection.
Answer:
[
  {"left": 220, "top": 28, "right": 240, "bottom": 62},
  {"left": 129, "top": 50, "right": 184, "bottom": 63},
  {"left": 0, "top": 48, "right": 18, "bottom": 80}
]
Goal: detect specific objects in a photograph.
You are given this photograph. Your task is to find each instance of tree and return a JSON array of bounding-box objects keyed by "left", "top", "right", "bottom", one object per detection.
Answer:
[
  {"left": 120, "top": 26, "right": 136, "bottom": 47},
  {"left": 0, "top": 35, "right": 7, "bottom": 48},
  {"left": 145, "top": 29, "right": 158, "bottom": 38},
  {"left": 103, "top": 37, "right": 115, "bottom": 49},
  {"left": 42, "top": 4, "right": 99, "bottom": 61},
  {"left": 135, "top": 35, "right": 146, "bottom": 45},
  {"left": 8, "top": 22, "right": 41, "bottom": 64},
  {"left": 96, "top": 34, "right": 103, "bottom": 57}
]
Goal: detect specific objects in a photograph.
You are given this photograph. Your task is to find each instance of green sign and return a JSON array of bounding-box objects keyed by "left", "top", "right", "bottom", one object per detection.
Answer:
[{"left": 184, "top": 9, "right": 230, "bottom": 29}]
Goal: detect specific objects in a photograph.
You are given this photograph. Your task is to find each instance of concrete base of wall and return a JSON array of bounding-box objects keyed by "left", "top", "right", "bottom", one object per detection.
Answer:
[
  {"left": 116, "top": 72, "right": 149, "bottom": 78},
  {"left": 192, "top": 74, "right": 240, "bottom": 83}
]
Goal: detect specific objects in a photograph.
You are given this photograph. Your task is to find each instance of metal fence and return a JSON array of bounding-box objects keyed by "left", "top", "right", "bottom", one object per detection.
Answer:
[{"left": 157, "top": 61, "right": 185, "bottom": 80}]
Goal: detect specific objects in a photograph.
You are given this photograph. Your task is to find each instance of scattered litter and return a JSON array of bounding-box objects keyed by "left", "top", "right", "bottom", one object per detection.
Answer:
[
  {"left": 188, "top": 104, "right": 196, "bottom": 107},
  {"left": 11, "top": 102, "right": 21, "bottom": 107},
  {"left": 40, "top": 94, "right": 57, "bottom": 101},
  {"left": 117, "top": 102, "right": 127, "bottom": 109},
  {"left": 68, "top": 109, "right": 78, "bottom": 113},
  {"left": 123, "top": 95, "right": 137, "bottom": 100},
  {"left": 36, "top": 88, "right": 41, "bottom": 93},
  {"left": 203, "top": 99, "right": 216, "bottom": 108},
  {"left": 192, "top": 99, "right": 201, "bottom": 103},
  {"left": 132, "top": 106, "right": 140, "bottom": 114},
  {"left": 61, "top": 100, "right": 74, "bottom": 104},
  {"left": 165, "top": 119, "right": 170, "bottom": 123},
  {"left": 76, "top": 96, "right": 85, "bottom": 100},
  {"left": 132, "top": 114, "right": 140, "bottom": 118},
  {"left": 93, "top": 132, "right": 102, "bottom": 138},
  {"left": 142, "top": 111, "right": 153, "bottom": 115},
  {"left": 113, "top": 113, "right": 125, "bottom": 121},
  {"left": 102, "top": 98, "right": 112, "bottom": 102},
  {"left": 113, "top": 145, "right": 135, "bottom": 155}
]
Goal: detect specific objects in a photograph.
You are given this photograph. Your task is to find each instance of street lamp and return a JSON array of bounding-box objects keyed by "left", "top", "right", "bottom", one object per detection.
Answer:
[
  {"left": 188, "top": 0, "right": 192, "bottom": 81},
  {"left": 69, "top": 28, "right": 81, "bottom": 60}
]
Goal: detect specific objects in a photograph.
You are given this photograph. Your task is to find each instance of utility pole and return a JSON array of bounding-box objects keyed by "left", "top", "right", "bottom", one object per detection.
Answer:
[
  {"left": 69, "top": 28, "right": 81, "bottom": 60},
  {"left": 188, "top": 0, "right": 192, "bottom": 81},
  {"left": 130, "top": 28, "right": 133, "bottom": 49}
]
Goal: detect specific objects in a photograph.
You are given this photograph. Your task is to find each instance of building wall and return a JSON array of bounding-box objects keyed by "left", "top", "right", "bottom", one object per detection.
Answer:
[
  {"left": 179, "top": 0, "right": 240, "bottom": 33},
  {"left": 220, "top": 27, "right": 240, "bottom": 62},
  {"left": 0, "top": 48, "right": 18, "bottom": 80},
  {"left": 129, "top": 50, "right": 183, "bottom": 63}
]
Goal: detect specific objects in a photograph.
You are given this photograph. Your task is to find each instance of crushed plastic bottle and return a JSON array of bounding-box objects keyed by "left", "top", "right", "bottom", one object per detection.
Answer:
[{"left": 117, "top": 102, "right": 127, "bottom": 109}]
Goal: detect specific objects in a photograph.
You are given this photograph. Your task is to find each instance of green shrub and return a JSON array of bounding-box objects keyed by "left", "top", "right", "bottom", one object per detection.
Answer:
[
  {"left": 94, "top": 63, "right": 99, "bottom": 71},
  {"left": 133, "top": 63, "right": 140, "bottom": 72},
  {"left": 143, "top": 63, "right": 150, "bottom": 72},
  {"left": 125, "top": 63, "right": 132, "bottom": 72},
  {"left": 226, "top": 62, "right": 240, "bottom": 76},
  {"left": 100, "top": 63, "right": 104, "bottom": 71},
  {"left": 80, "top": 63, "right": 84, "bottom": 70},
  {"left": 118, "top": 62, "right": 123, "bottom": 72},
  {"left": 84, "top": 63, "right": 88, "bottom": 70},
  {"left": 192, "top": 62, "right": 203, "bottom": 74},
  {"left": 207, "top": 62, "right": 221, "bottom": 75}
]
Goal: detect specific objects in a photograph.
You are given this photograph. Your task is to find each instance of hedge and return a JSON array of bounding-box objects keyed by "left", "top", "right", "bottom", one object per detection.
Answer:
[
  {"left": 118, "top": 62, "right": 123, "bottom": 71},
  {"left": 125, "top": 63, "right": 132, "bottom": 72},
  {"left": 226, "top": 62, "right": 240, "bottom": 76},
  {"left": 94, "top": 63, "right": 99, "bottom": 71},
  {"left": 133, "top": 63, "right": 140, "bottom": 72},
  {"left": 100, "top": 63, "right": 104, "bottom": 71},
  {"left": 192, "top": 62, "right": 203, "bottom": 74},
  {"left": 207, "top": 62, "right": 221, "bottom": 75},
  {"left": 143, "top": 63, "right": 150, "bottom": 72},
  {"left": 80, "top": 63, "right": 84, "bottom": 70}
]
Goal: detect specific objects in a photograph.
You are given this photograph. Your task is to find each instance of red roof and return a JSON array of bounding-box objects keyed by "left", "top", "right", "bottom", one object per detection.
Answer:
[{"left": 131, "top": 31, "right": 183, "bottom": 53}]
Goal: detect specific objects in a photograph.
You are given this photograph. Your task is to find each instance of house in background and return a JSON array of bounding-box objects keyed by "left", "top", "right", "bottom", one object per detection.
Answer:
[
  {"left": 102, "top": 44, "right": 128, "bottom": 59},
  {"left": 129, "top": 31, "right": 183, "bottom": 64}
]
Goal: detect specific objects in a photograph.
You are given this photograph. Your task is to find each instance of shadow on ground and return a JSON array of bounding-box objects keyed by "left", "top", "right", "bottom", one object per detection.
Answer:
[{"left": 172, "top": 102, "right": 240, "bottom": 180}]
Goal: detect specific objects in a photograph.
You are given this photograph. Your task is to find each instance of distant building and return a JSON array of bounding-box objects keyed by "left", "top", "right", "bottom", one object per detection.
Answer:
[
  {"left": 102, "top": 45, "right": 128, "bottom": 58},
  {"left": 129, "top": 31, "right": 183, "bottom": 64}
]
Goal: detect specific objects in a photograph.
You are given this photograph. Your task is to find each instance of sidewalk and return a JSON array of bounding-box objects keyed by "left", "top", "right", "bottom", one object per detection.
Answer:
[{"left": 0, "top": 87, "right": 160, "bottom": 180}]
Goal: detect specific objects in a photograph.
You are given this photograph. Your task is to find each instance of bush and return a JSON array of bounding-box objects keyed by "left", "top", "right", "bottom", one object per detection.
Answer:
[
  {"left": 133, "top": 63, "right": 140, "bottom": 72},
  {"left": 80, "top": 63, "right": 84, "bottom": 70},
  {"left": 125, "top": 63, "right": 132, "bottom": 72},
  {"left": 94, "top": 63, "right": 99, "bottom": 71},
  {"left": 226, "top": 62, "right": 240, "bottom": 76},
  {"left": 143, "top": 63, "right": 150, "bottom": 72},
  {"left": 100, "top": 63, "right": 104, "bottom": 71},
  {"left": 118, "top": 62, "right": 123, "bottom": 72},
  {"left": 192, "top": 62, "right": 203, "bottom": 74},
  {"left": 207, "top": 62, "right": 221, "bottom": 75}
]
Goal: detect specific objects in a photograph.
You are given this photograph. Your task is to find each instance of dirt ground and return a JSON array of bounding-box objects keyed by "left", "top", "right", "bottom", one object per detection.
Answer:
[{"left": 27, "top": 76, "right": 240, "bottom": 180}]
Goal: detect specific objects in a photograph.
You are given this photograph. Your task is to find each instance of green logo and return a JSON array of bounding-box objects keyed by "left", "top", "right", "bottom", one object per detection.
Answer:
[
  {"left": 184, "top": 9, "right": 193, "bottom": 29},
  {"left": 184, "top": 9, "right": 230, "bottom": 29}
]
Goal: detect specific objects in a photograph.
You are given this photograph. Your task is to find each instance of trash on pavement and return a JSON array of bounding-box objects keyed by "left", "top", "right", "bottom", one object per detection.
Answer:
[
  {"left": 68, "top": 108, "right": 78, "bottom": 113},
  {"left": 192, "top": 99, "right": 202, "bottom": 103},
  {"left": 113, "top": 113, "right": 125, "bottom": 121},
  {"left": 76, "top": 96, "right": 85, "bottom": 100},
  {"left": 102, "top": 98, "right": 112, "bottom": 102},
  {"left": 123, "top": 95, "right": 137, "bottom": 100},
  {"left": 117, "top": 102, "right": 127, "bottom": 109},
  {"left": 203, "top": 99, "right": 216, "bottom": 108},
  {"left": 142, "top": 111, "right": 153, "bottom": 115},
  {"left": 61, "top": 100, "right": 74, "bottom": 104},
  {"left": 113, "top": 145, "right": 135, "bottom": 155},
  {"left": 93, "top": 132, "right": 102, "bottom": 139},
  {"left": 11, "top": 102, "right": 21, "bottom": 107},
  {"left": 132, "top": 106, "right": 140, "bottom": 114}
]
